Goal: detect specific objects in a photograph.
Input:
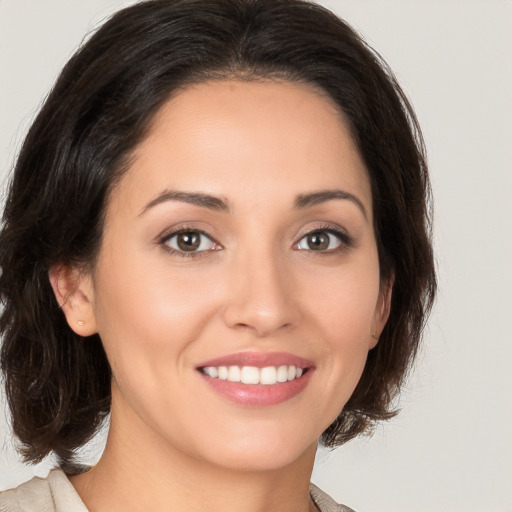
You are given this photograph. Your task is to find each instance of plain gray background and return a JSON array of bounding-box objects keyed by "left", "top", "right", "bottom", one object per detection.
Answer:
[{"left": 1, "top": 1, "right": 511, "bottom": 511}]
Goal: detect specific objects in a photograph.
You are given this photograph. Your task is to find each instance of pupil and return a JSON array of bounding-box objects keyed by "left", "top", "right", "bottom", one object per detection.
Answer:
[
  {"left": 177, "top": 232, "right": 200, "bottom": 251},
  {"left": 308, "top": 232, "right": 329, "bottom": 250}
]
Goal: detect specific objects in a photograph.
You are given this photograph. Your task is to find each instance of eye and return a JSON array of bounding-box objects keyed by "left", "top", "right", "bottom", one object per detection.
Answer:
[
  {"left": 163, "top": 230, "right": 219, "bottom": 254},
  {"left": 295, "top": 229, "right": 346, "bottom": 252}
]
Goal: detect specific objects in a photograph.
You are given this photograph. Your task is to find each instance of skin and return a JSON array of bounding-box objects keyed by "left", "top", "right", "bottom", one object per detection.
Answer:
[{"left": 51, "top": 80, "right": 391, "bottom": 512}]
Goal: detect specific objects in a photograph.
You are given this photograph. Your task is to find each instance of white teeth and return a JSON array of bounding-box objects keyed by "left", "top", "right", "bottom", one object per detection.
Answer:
[
  {"left": 228, "top": 365, "right": 241, "bottom": 382},
  {"left": 260, "top": 366, "right": 277, "bottom": 385},
  {"left": 202, "top": 365, "right": 306, "bottom": 385},
  {"left": 276, "top": 365, "right": 288, "bottom": 382},
  {"left": 241, "top": 366, "right": 260, "bottom": 384},
  {"left": 204, "top": 366, "right": 218, "bottom": 378}
]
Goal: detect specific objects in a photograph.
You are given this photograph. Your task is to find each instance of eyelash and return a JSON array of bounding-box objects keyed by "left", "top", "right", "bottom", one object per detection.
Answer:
[
  {"left": 158, "top": 224, "right": 354, "bottom": 258},
  {"left": 295, "top": 225, "right": 354, "bottom": 254},
  {"left": 159, "top": 226, "right": 221, "bottom": 259}
]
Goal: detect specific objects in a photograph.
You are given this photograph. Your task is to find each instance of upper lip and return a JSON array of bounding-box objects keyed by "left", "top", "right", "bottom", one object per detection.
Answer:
[{"left": 196, "top": 351, "right": 314, "bottom": 369}]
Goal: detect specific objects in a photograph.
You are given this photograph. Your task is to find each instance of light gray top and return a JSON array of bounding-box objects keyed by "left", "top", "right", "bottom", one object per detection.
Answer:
[{"left": 0, "top": 469, "right": 355, "bottom": 512}]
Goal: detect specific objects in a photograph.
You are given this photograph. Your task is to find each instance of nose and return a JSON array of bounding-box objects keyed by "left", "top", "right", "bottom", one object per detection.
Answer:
[{"left": 221, "top": 250, "right": 300, "bottom": 338}]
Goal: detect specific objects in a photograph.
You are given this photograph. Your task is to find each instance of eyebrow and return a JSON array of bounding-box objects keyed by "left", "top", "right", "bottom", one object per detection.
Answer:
[
  {"left": 295, "top": 189, "right": 368, "bottom": 219},
  {"left": 139, "top": 190, "right": 230, "bottom": 216},
  {"left": 139, "top": 188, "right": 367, "bottom": 218}
]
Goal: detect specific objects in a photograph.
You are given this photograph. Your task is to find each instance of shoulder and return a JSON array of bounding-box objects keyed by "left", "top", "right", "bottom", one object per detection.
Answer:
[
  {"left": 1, "top": 472, "right": 350, "bottom": 512},
  {"left": 310, "top": 483, "right": 356, "bottom": 512},
  {"left": 0, "top": 469, "right": 87, "bottom": 512}
]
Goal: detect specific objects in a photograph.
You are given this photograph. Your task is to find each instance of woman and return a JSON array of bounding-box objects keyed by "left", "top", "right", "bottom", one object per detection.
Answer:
[{"left": 0, "top": 1, "right": 436, "bottom": 511}]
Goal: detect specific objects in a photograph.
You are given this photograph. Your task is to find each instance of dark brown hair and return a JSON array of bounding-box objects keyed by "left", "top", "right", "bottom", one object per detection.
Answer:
[{"left": 0, "top": 0, "right": 436, "bottom": 465}]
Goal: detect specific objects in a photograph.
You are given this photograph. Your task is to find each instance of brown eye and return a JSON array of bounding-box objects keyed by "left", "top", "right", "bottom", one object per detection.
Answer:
[
  {"left": 306, "top": 233, "right": 330, "bottom": 250},
  {"left": 295, "top": 230, "right": 343, "bottom": 252},
  {"left": 176, "top": 231, "right": 201, "bottom": 251},
  {"left": 164, "top": 230, "right": 217, "bottom": 253}
]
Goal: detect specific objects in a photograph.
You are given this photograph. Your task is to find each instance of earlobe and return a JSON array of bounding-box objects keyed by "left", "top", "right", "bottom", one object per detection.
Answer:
[
  {"left": 49, "top": 265, "right": 97, "bottom": 336},
  {"left": 370, "top": 276, "right": 394, "bottom": 349}
]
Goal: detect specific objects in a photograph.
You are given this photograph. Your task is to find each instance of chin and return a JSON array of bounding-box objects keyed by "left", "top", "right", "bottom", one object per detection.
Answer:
[{"left": 189, "top": 428, "right": 319, "bottom": 473}]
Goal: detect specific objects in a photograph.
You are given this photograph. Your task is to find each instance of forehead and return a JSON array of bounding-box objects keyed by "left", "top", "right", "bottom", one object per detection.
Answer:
[{"left": 111, "top": 79, "right": 372, "bottom": 217}]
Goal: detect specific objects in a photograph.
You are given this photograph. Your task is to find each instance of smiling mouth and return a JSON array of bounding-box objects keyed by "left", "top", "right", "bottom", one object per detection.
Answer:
[{"left": 200, "top": 365, "right": 307, "bottom": 385}]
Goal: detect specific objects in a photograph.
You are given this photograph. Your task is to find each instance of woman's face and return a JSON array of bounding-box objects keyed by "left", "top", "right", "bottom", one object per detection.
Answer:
[{"left": 74, "top": 80, "right": 390, "bottom": 471}]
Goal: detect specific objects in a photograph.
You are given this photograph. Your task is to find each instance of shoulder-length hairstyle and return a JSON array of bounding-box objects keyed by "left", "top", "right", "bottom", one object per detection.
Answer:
[{"left": 0, "top": 0, "right": 436, "bottom": 465}]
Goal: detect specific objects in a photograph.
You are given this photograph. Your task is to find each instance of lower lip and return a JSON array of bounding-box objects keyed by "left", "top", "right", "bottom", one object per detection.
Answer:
[{"left": 198, "top": 370, "right": 313, "bottom": 407}]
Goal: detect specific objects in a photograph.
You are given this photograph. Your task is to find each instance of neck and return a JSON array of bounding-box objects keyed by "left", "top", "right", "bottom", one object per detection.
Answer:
[{"left": 70, "top": 390, "right": 318, "bottom": 512}]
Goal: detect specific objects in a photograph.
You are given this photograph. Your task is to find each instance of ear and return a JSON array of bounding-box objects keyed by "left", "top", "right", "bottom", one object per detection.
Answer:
[
  {"left": 369, "top": 275, "right": 394, "bottom": 349},
  {"left": 49, "top": 265, "right": 97, "bottom": 336}
]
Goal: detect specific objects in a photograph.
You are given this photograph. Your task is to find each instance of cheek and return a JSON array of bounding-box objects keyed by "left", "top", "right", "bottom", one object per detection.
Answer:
[
  {"left": 90, "top": 250, "right": 222, "bottom": 378},
  {"left": 303, "top": 259, "right": 380, "bottom": 390},
  {"left": 305, "top": 259, "right": 380, "bottom": 337},
  {"left": 90, "top": 264, "right": 221, "bottom": 437}
]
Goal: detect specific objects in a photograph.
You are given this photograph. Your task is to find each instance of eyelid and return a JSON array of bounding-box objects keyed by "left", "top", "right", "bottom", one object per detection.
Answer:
[
  {"left": 293, "top": 224, "right": 354, "bottom": 252},
  {"left": 158, "top": 225, "right": 222, "bottom": 257}
]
